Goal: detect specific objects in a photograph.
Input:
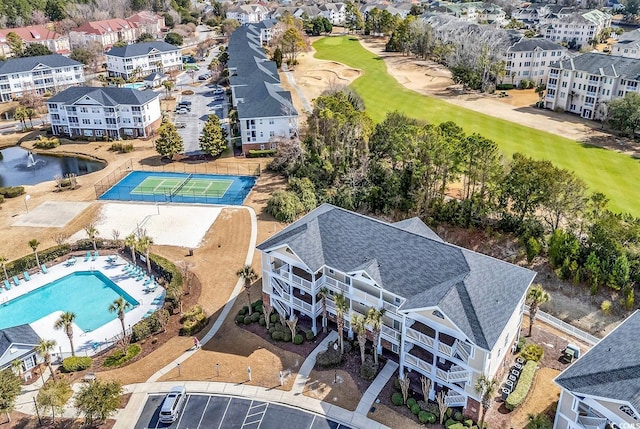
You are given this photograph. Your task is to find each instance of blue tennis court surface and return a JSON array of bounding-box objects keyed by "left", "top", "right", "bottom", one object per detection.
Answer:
[{"left": 99, "top": 171, "right": 256, "bottom": 205}]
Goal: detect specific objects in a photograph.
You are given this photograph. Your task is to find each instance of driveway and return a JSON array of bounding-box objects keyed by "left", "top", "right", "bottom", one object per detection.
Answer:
[{"left": 135, "top": 394, "right": 354, "bottom": 429}]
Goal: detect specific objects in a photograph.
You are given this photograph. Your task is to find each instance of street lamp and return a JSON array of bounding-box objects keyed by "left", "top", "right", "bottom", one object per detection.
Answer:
[{"left": 24, "top": 194, "right": 31, "bottom": 213}]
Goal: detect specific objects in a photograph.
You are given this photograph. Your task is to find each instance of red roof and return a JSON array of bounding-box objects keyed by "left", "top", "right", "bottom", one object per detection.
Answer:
[
  {"left": 74, "top": 18, "right": 133, "bottom": 35},
  {"left": 0, "top": 25, "right": 64, "bottom": 42}
]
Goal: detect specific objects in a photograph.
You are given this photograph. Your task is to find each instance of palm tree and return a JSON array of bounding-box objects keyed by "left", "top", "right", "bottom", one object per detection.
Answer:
[
  {"left": 318, "top": 287, "right": 329, "bottom": 333},
  {"left": 351, "top": 313, "right": 367, "bottom": 364},
  {"left": 0, "top": 255, "right": 8, "bottom": 281},
  {"left": 28, "top": 239, "right": 40, "bottom": 268},
  {"left": 14, "top": 106, "right": 26, "bottom": 129},
  {"left": 335, "top": 293, "right": 348, "bottom": 355},
  {"left": 54, "top": 312, "right": 76, "bottom": 356},
  {"left": 24, "top": 108, "right": 35, "bottom": 128},
  {"left": 236, "top": 264, "right": 258, "bottom": 316},
  {"left": 366, "top": 307, "right": 385, "bottom": 365},
  {"left": 10, "top": 359, "right": 23, "bottom": 380},
  {"left": 527, "top": 284, "right": 550, "bottom": 337},
  {"left": 84, "top": 223, "right": 99, "bottom": 251},
  {"left": 474, "top": 373, "right": 498, "bottom": 429},
  {"left": 136, "top": 235, "right": 153, "bottom": 273},
  {"left": 124, "top": 233, "right": 137, "bottom": 264},
  {"left": 163, "top": 80, "right": 174, "bottom": 99},
  {"left": 109, "top": 296, "right": 131, "bottom": 339},
  {"left": 35, "top": 339, "right": 57, "bottom": 381}
]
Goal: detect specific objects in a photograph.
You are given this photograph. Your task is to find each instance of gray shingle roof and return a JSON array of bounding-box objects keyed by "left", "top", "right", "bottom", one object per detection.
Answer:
[
  {"left": 48, "top": 86, "right": 159, "bottom": 106},
  {"left": 236, "top": 81, "right": 297, "bottom": 118},
  {"left": 393, "top": 217, "right": 444, "bottom": 242},
  {"left": 509, "top": 38, "right": 565, "bottom": 52},
  {"left": 555, "top": 311, "right": 640, "bottom": 414},
  {"left": 257, "top": 204, "right": 536, "bottom": 350},
  {"left": 550, "top": 52, "right": 640, "bottom": 79},
  {"left": 0, "top": 324, "right": 40, "bottom": 356},
  {"left": 106, "top": 41, "right": 179, "bottom": 58},
  {"left": 0, "top": 54, "right": 82, "bottom": 75}
]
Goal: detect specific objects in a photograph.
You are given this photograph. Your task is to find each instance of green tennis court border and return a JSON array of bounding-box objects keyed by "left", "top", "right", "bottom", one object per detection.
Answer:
[{"left": 130, "top": 176, "right": 234, "bottom": 198}]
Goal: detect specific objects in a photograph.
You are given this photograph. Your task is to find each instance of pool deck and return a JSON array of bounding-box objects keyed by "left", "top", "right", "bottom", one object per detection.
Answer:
[{"left": 0, "top": 255, "right": 165, "bottom": 359}]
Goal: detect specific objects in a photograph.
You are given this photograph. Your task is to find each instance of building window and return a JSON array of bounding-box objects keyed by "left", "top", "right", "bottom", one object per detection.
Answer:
[
  {"left": 83, "top": 129, "right": 93, "bottom": 137},
  {"left": 433, "top": 310, "right": 444, "bottom": 319},
  {"left": 82, "top": 119, "right": 91, "bottom": 125}
]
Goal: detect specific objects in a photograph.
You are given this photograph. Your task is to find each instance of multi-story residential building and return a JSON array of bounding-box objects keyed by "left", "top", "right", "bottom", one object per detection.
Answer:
[
  {"left": 257, "top": 204, "right": 536, "bottom": 419},
  {"left": 0, "top": 54, "right": 85, "bottom": 102},
  {"left": 319, "top": 3, "right": 347, "bottom": 25},
  {"left": 272, "top": 5, "right": 322, "bottom": 21},
  {"left": 611, "top": 28, "right": 640, "bottom": 58},
  {"left": 0, "top": 324, "right": 41, "bottom": 382},
  {"left": 127, "top": 11, "right": 166, "bottom": 36},
  {"left": 69, "top": 18, "right": 138, "bottom": 50},
  {"left": 544, "top": 53, "right": 640, "bottom": 120},
  {"left": 47, "top": 86, "right": 161, "bottom": 139},
  {"left": 226, "top": 4, "right": 270, "bottom": 25},
  {"left": 541, "top": 9, "right": 611, "bottom": 48},
  {"left": 553, "top": 310, "right": 639, "bottom": 429},
  {"left": 0, "top": 25, "right": 71, "bottom": 57},
  {"left": 105, "top": 41, "right": 182, "bottom": 80},
  {"left": 255, "top": 19, "right": 278, "bottom": 45},
  {"left": 503, "top": 38, "right": 568, "bottom": 86},
  {"left": 227, "top": 25, "right": 298, "bottom": 154}
]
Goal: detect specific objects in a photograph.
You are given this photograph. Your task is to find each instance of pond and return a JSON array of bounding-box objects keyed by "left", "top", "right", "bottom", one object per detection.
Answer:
[{"left": 0, "top": 146, "right": 106, "bottom": 187}]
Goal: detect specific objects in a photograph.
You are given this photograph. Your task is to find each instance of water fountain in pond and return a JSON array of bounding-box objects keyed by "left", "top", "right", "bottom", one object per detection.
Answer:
[{"left": 25, "top": 151, "right": 45, "bottom": 169}]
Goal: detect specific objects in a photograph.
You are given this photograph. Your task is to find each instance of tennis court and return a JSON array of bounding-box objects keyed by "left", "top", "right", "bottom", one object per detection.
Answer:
[{"left": 99, "top": 171, "right": 256, "bottom": 205}]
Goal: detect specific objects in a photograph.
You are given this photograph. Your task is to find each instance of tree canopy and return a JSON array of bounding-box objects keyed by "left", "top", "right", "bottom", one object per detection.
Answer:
[
  {"left": 155, "top": 120, "right": 184, "bottom": 158},
  {"left": 74, "top": 379, "right": 123, "bottom": 425},
  {"left": 199, "top": 114, "right": 227, "bottom": 157}
]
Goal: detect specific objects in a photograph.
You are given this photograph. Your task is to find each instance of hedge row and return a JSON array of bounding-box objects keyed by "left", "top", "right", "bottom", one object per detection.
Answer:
[
  {"left": 179, "top": 305, "right": 207, "bottom": 336},
  {"left": 506, "top": 360, "right": 537, "bottom": 410},
  {"left": 5, "top": 244, "right": 71, "bottom": 276},
  {"left": 0, "top": 186, "right": 25, "bottom": 198},
  {"left": 62, "top": 356, "right": 92, "bottom": 372},
  {"left": 247, "top": 149, "right": 276, "bottom": 158},
  {"left": 149, "top": 252, "right": 182, "bottom": 291}
]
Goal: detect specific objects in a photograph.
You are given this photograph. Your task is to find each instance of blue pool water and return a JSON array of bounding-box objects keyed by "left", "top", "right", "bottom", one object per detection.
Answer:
[
  {"left": 0, "top": 271, "right": 139, "bottom": 331},
  {"left": 122, "top": 82, "right": 146, "bottom": 90}
]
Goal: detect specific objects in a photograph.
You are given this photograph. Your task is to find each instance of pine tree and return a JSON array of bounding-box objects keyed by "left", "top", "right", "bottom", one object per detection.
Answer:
[
  {"left": 199, "top": 114, "right": 227, "bottom": 158},
  {"left": 155, "top": 120, "right": 184, "bottom": 159}
]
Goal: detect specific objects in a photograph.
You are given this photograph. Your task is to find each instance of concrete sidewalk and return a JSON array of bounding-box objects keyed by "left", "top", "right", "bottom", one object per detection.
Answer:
[
  {"left": 291, "top": 331, "right": 338, "bottom": 395},
  {"left": 355, "top": 359, "right": 399, "bottom": 415}
]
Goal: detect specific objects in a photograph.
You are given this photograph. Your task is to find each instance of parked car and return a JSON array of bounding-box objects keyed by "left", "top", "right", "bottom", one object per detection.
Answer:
[
  {"left": 213, "top": 88, "right": 224, "bottom": 95},
  {"left": 198, "top": 73, "right": 211, "bottom": 81},
  {"left": 159, "top": 386, "right": 187, "bottom": 423},
  {"left": 213, "top": 95, "right": 225, "bottom": 101},
  {"left": 178, "top": 100, "right": 192, "bottom": 107},
  {"left": 175, "top": 108, "right": 189, "bottom": 115},
  {"left": 212, "top": 104, "right": 223, "bottom": 110},
  {"left": 175, "top": 122, "right": 187, "bottom": 128}
]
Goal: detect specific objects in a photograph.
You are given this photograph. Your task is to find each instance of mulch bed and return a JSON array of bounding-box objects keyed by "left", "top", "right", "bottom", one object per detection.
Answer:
[{"left": 239, "top": 319, "right": 329, "bottom": 358}]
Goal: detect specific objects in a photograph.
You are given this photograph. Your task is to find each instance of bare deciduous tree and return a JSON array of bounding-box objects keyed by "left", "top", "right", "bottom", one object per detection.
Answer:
[
  {"left": 435, "top": 390, "right": 448, "bottom": 424},
  {"left": 399, "top": 375, "right": 410, "bottom": 405}
]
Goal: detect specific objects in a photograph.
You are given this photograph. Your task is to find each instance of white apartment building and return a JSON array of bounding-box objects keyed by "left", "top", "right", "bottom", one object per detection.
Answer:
[
  {"left": 228, "top": 25, "right": 298, "bottom": 154},
  {"left": 553, "top": 311, "right": 639, "bottom": 429},
  {"left": 226, "top": 4, "right": 270, "bottom": 25},
  {"left": 105, "top": 41, "right": 182, "bottom": 80},
  {"left": 47, "top": 86, "right": 161, "bottom": 139},
  {"left": 544, "top": 53, "right": 640, "bottom": 120},
  {"left": 319, "top": 3, "right": 346, "bottom": 25},
  {"left": 0, "top": 325, "right": 41, "bottom": 380},
  {"left": 542, "top": 9, "right": 611, "bottom": 47},
  {"left": 0, "top": 54, "right": 84, "bottom": 102},
  {"left": 257, "top": 205, "right": 536, "bottom": 419},
  {"left": 611, "top": 28, "right": 640, "bottom": 58},
  {"left": 503, "top": 38, "right": 568, "bottom": 86}
]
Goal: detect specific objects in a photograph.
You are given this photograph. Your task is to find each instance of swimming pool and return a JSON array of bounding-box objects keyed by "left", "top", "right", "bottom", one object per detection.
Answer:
[
  {"left": 0, "top": 271, "right": 139, "bottom": 331},
  {"left": 123, "top": 82, "right": 146, "bottom": 90}
]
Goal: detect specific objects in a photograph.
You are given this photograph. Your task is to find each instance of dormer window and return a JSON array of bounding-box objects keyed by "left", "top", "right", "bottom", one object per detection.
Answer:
[{"left": 433, "top": 310, "right": 444, "bottom": 319}]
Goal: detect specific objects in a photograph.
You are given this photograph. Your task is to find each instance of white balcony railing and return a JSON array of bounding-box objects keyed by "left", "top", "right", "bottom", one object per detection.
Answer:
[
  {"left": 351, "top": 288, "right": 379, "bottom": 307},
  {"left": 405, "top": 327, "right": 434, "bottom": 349},
  {"left": 319, "top": 275, "right": 349, "bottom": 294},
  {"left": 382, "top": 300, "right": 399, "bottom": 313},
  {"left": 438, "top": 342, "right": 453, "bottom": 357},
  {"left": 404, "top": 353, "right": 431, "bottom": 373},
  {"left": 291, "top": 296, "right": 313, "bottom": 314},
  {"left": 444, "top": 394, "right": 466, "bottom": 407},
  {"left": 453, "top": 340, "right": 471, "bottom": 363},
  {"left": 577, "top": 415, "right": 607, "bottom": 429},
  {"left": 381, "top": 325, "right": 401, "bottom": 343},
  {"left": 290, "top": 272, "right": 312, "bottom": 293}
]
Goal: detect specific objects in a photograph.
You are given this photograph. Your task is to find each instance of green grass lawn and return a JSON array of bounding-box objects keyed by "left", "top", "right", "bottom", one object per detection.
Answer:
[{"left": 313, "top": 36, "right": 638, "bottom": 215}]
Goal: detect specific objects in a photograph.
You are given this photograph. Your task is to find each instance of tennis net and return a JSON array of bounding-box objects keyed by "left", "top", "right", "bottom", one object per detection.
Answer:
[{"left": 170, "top": 174, "right": 193, "bottom": 197}]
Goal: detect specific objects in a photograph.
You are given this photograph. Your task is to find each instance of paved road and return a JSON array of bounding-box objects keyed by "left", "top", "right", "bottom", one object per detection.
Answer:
[{"left": 135, "top": 394, "right": 354, "bottom": 429}]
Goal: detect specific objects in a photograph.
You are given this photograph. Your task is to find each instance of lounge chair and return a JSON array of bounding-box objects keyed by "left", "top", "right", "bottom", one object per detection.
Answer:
[
  {"left": 143, "top": 309, "right": 155, "bottom": 319},
  {"left": 121, "top": 263, "right": 131, "bottom": 272},
  {"left": 2, "top": 279, "right": 11, "bottom": 290},
  {"left": 65, "top": 257, "right": 77, "bottom": 267},
  {"left": 41, "top": 264, "right": 49, "bottom": 274},
  {"left": 84, "top": 251, "right": 91, "bottom": 262},
  {"left": 12, "top": 276, "right": 20, "bottom": 286},
  {"left": 23, "top": 271, "right": 31, "bottom": 282},
  {"left": 92, "top": 251, "right": 99, "bottom": 261},
  {"left": 143, "top": 276, "right": 154, "bottom": 286},
  {"left": 107, "top": 255, "right": 117, "bottom": 264}
]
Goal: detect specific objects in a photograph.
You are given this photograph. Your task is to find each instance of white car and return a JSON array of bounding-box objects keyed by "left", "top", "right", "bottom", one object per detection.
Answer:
[
  {"left": 212, "top": 104, "right": 223, "bottom": 110},
  {"left": 159, "top": 386, "right": 187, "bottom": 423}
]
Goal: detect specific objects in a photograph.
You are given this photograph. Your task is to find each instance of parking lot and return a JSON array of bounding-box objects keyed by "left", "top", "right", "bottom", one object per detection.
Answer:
[{"left": 135, "top": 393, "right": 354, "bottom": 429}]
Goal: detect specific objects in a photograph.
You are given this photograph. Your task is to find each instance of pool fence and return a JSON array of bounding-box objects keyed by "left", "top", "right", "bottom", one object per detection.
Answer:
[{"left": 94, "top": 160, "right": 261, "bottom": 199}]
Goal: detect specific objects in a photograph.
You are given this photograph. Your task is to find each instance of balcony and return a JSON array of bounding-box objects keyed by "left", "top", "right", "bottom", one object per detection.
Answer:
[
  {"left": 381, "top": 325, "right": 401, "bottom": 343},
  {"left": 444, "top": 393, "right": 466, "bottom": 407},
  {"left": 586, "top": 91, "right": 596, "bottom": 97},
  {"left": 436, "top": 365, "right": 470, "bottom": 383},
  {"left": 406, "top": 327, "right": 435, "bottom": 348},
  {"left": 547, "top": 83, "right": 556, "bottom": 89},
  {"left": 351, "top": 288, "right": 380, "bottom": 307},
  {"left": 404, "top": 353, "right": 431, "bottom": 373},
  {"left": 318, "top": 275, "right": 349, "bottom": 294},
  {"left": 382, "top": 300, "right": 399, "bottom": 313},
  {"left": 576, "top": 415, "right": 607, "bottom": 429}
]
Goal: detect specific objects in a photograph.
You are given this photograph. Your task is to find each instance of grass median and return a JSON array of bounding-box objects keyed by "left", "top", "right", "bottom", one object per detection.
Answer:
[{"left": 313, "top": 36, "right": 639, "bottom": 215}]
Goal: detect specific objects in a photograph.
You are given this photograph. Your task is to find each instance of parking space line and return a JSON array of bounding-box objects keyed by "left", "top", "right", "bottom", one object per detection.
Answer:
[
  {"left": 195, "top": 396, "right": 211, "bottom": 429},
  {"left": 216, "top": 397, "right": 233, "bottom": 429},
  {"left": 243, "top": 401, "right": 268, "bottom": 428},
  {"left": 175, "top": 394, "right": 191, "bottom": 428}
]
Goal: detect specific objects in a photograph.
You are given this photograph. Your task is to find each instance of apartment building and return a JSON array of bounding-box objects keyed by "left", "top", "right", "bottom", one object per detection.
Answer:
[
  {"left": 503, "top": 38, "right": 568, "bottom": 86},
  {"left": 611, "top": 28, "right": 640, "bottom": 58},
  {"left": 47, "top": 86, "right": 161, "bottom": 139},
  {"left": 227, "top": 25, "right": 298, "bottom": 154},
  {"left": 541, "top": 9, "right": 611, "bottom": 47},
  {"left": 544, "top": 53, "right": 640, "bottom": 120},
  {"left": 0, "top": 25, "right": 71, "bottom": 57},
  {"left": 553, "top": 311, "right": 639, "bottom": 428},
  {"left": 319, "top": 3, "right": 346, "bottom": 25},
  {"left": 0, "top": 325, "right": 41, "bottom": 381},
  {"left": 226, "top": 4, "right": 270, "bottom": 25},
  {"left": 257, "top": 204, "right": 536, "bottom": 419},
  {"left": 69, "top": 18, "right": 138, "bottom": 50},
  {"left": 105, "top": 41, "right": 182, "bottom": 80},
  {"left": 0, "top": 54, "right": 85, "bottom": 102}
]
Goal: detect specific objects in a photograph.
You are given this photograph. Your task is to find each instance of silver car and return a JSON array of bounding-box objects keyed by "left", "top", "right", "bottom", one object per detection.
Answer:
[{"left": 159, "top": 386, "right": 187, "bottom": 423}]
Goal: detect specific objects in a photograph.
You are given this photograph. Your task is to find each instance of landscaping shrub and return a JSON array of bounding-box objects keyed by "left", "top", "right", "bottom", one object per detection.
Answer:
[
  {"left": 132, "top": 320, "right": 152, "bottom": 342},
  {"left": 426, "top": 413, "right": 437, "bottom": 424},
  {"left": 411, "top": 404, "right": 420, "bottom": 415},
  {"left": 316, "top": 341, "right": 342, "bottom": 367},
  {"left": 283, "top": 331, "right": 292, "bottom": 342},
  {"left": 182, "top": 90, "right": 194, "bottom": 95},
  {"left": 179, "top": 305, "right": 207, "bottom": 335},
  {"left": 109, "top": 142, "right": 134, "bottom": 153},
  {"left": 391, "top": 392, "right": 404, "bottom": 406},
  {"left": 258, "top": 316, "right": 266, "bottom": 326},
  {"left": 454, "top": 411, "right": 463, "bottom": 421},
  {"left": 418, "top": 411, "right": 429, "bottom": 424},
  {"left": 268, "top": 327, "right": 276, "bottom": 334},
  {"left": 359, "top": 357, "right": 378, "bottom": 380},
  {"left": 243, "top": 316, "right": 252, "bottom": 325},
  {"left": 274, "top": 323, "right": 284, "bottom": 332},
  {"left": 424, "top": 402, "right": 439, "bottom": 415},
  {"left": 62, "top": 356, "right": 92, "bottom": 372},
  {"left": 0, "top": 186, "right": 25, "bottom": 198},
  {"left": 447, "top": 408, "right": 453, "bottom": 418},
  {"left": 239, "top": 306, "right": 248, "bottom": 316},
  {"left": 521, "top": 344, "right": 544, "bottom": 362},
  {"left": 448, "top": 424, "right": 464, "bottom": 429},
  {"left": 251, "top": 299, "right": 263, "bottom": 312},
  {"left": 393, "top": 378, "right": 401, "bottom": 390},
  {"left": 464, "top": 419, "right": 474, "bottom": 427},
  {"left": 270, "top": 314, "right": 278, "bottom": 323},
  {"left": 293, "top": 334, "right": 303, "bottom": 345},
  {"left": 250, "top": 312, "right": 260, "bottom": 322},
  {"left": 496, "top": 84, "right": 514, "bottom": 90},
  {"left": 103, "top": 344, "right": 141, "bottom": 367},
  {"left": 33, "top": 136, "right": 60, "bottom": 149},
  {"left": 271, "top": 331, "right": 284, "bottom": 341},
  {"left": 517, "top": 337, "right": 526, "bottom": 352},
  {"left": 406, "top": 398, "right": 417, "bottom": 408},
  {"left": 266, "top": 190, "right": 304, "bottom": 222},
  {"left": 6, "top": 244, "right": 71, "bottom": 276},
  {"left": 305, "top": 330, "right": 314, "bottom": 341},
  {"left": 247, "top": 149, "right": 277, "bottom": 158},
  {"left": 446, "top": 419, "right": 457, "bottom": 427},
  {"left": 131, "top": 309, "right": 168, "bottom": 342},
  {"left": 506, "top": 360, "right": 537, "bottom": 410},
  {"left": 149, "top": 253, "right": 182, "bottom": 292}
]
